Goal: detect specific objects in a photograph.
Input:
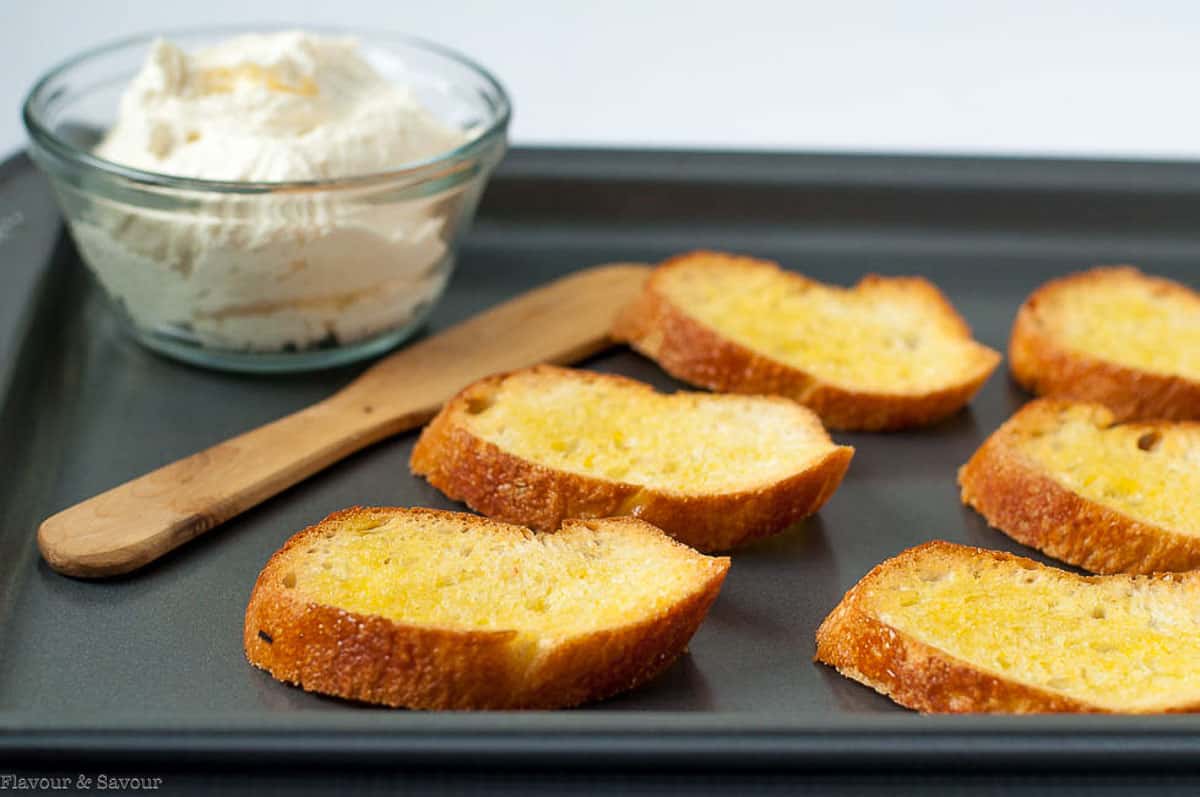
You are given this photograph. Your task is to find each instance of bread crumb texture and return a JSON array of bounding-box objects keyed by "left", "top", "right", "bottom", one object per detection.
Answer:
[
  {"left": 1036, "top": 267, "right": 1200, "bottom": 380},
  {"left": 461, "top": 368, "right": 835, "bottom": 493},
  {"left": 1017, "top": 403, "right": 1200, "bottom": 536},
  {"left": 281, "top": 510, "right": 722, "bottom": 636},
  {"left": 864, "top": 544, "right": 1200, "bottom": 711},
  {"left": 655, "top": 255, "right": 986, "bottom": 393}
]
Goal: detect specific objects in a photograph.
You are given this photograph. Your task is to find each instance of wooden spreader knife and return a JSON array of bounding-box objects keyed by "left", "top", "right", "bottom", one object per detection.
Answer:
[{"left": 38, "top": 263, "right": 650, "bottom": 578}]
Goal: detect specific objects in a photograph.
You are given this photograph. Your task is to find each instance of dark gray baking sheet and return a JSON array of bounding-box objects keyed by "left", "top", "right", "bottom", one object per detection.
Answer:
[{"left": 2, "top": 147, "right": 1200, "bottom": 768}]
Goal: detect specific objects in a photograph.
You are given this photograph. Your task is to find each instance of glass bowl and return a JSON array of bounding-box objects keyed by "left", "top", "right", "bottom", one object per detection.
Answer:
[{"left": 22, "top": 27, "right": 511, "bottom": 373}]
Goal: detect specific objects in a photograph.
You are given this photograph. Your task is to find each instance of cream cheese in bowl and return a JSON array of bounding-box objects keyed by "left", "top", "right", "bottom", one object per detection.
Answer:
[
  {"left": 96, "top": 33, "right": 466, "bottom": 182},
  {"left": 24, "top": 29, "right": 510, "bottom": 371}
]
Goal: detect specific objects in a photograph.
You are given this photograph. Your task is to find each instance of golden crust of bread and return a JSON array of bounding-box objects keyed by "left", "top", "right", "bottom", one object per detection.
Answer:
[
  {"left": 244, "top": 507, "right": 729, "bottom": 710},
  {"left": 1009, "top": 266, "right": 1200, "bottom": 422},
  {"left": 611, "top": 251, "right": 1001, "bottom": 431},
  {"left": 814, "top": 540, "right": 1200, "bottom": 714},
  {"left": 958, "top": 399, "right": 1200, "bottom": 575},
  {"left": 409, "top": 366, "right": 854, "bottom": 552}
]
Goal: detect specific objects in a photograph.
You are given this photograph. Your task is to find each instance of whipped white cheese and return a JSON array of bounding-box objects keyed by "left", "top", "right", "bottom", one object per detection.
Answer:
[
  {"left": 96, "top": 32, "right": 464, "bottom": 181},
  {"left": 73, "top": 32, "right": 472, "bottom": 353}
]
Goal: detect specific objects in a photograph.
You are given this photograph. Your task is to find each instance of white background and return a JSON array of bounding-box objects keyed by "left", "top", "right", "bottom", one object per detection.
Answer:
[{"left": 3, "top": 0, "right": 1199, "bottom": 160}]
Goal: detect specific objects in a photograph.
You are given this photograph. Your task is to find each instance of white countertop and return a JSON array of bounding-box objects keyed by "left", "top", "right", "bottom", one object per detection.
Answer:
[{"left": 4, "top": 0, "right": 1198, "bottom": 161}]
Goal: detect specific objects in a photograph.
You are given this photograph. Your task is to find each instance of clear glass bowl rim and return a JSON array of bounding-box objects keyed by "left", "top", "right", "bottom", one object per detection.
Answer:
[{"left": 22, "top": 24, "right": 513, "bottom": 194}]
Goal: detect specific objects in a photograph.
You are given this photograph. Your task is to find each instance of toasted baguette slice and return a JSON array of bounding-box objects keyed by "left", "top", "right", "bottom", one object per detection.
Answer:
[
  {"left": 410, "top": 365, "right": 853, "bottom": 551},
  {"left": 959, "top": 399, "right": 1200, "bottom": 574},
  {"left": 1010, "top": 266, "right": 1200, "bottom": 421},
  {"left": 244, "top": 507, "right": 729, "bottom": 710},
  {"left": 816, "top": 540, "right": 1200, "bottom": 713},
  {"left": 611, "top": 251, "right": 1001, "bottom": 431}
]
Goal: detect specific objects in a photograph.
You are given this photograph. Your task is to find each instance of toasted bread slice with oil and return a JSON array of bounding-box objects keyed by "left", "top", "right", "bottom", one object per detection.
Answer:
[
  {"left": 611, "top": 251, "right": 1001, "bottom": 431},
  {"left": 959, "top": 399, "right": 1200, "bottom": 574},
  {"left": 410, "top": 365, "right": 853, "bottom": 552},
  {"left": 244, "top": 507, "right": 729, "bottom": 710},
  {"left": 1010, "top": 266, "right": 1200, "bottom": 421},
  {"left": 816, "top": 541, "right": 1200, "bottom": 713}
]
